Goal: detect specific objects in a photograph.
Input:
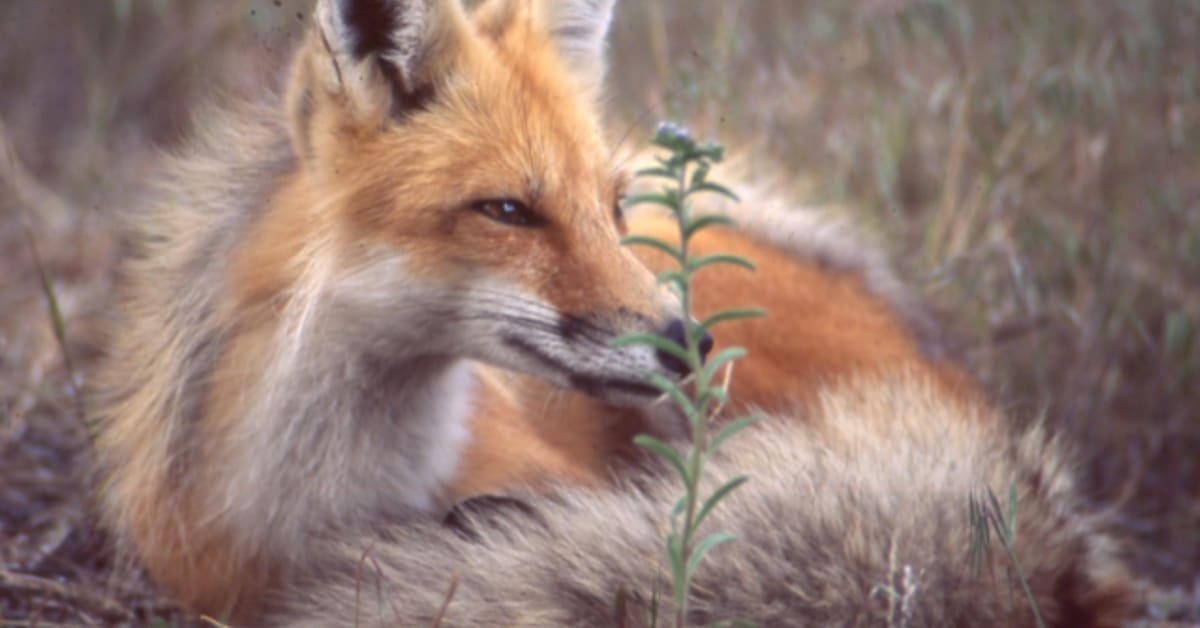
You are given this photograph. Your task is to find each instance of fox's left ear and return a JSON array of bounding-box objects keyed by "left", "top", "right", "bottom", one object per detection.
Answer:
[{"left": 541, "top": 0, "right": 618, "bottom": 94}]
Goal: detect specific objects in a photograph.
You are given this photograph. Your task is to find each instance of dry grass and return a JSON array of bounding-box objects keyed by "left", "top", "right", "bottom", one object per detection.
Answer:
[{"left": 0, "top": 0, "right": 1196, "bottom": 624}]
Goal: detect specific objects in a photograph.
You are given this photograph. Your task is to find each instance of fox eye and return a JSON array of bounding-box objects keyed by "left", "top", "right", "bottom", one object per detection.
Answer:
[
  {"left": 472, "top": 199, "right": 541, "bottom": 227},
  {"left": 611, "top": 200, "right": 630, "bottom": 235},
  {"left": 614, "top": 192, "right": 631, "bottom": 223}
]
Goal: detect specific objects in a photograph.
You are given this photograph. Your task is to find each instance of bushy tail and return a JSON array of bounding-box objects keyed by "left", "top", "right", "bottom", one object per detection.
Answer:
[{"left": 269, "top": 371, "right": 1131, "bottom": 627}]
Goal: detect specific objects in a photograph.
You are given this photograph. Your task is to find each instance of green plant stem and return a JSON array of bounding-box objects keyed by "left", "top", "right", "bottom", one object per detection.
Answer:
[
  {"left": 674, "top": 159, "right": 706, "bottom": 628},
  {"left": 620, "top": 124, "right": 761, "bottom": 627}
]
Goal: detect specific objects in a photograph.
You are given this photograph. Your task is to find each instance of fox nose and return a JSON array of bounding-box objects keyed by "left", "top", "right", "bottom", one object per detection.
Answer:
[{"left": 657, "top": 318, "right": 715, "bottom": 377}]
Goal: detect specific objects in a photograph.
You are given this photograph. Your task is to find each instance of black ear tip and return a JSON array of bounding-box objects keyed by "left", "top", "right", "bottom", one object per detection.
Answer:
[{"left": 337, "top": 0, "right": 400, "bottom": 60}]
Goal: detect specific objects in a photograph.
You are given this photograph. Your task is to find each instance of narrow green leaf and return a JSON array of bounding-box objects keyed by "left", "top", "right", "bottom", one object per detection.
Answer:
[
  {"left": 634, "top": 166, "right": 678, "bottom": 180},
  {"left": 684, "top": 316, "right": 708, "bottom": 339},
  {"left": 620, "top": 235, "right": 683, "bottom": 262},
  {"left": 671, "top": 494, "right": 688, "bottom": 520},
  {"left": 711, "top": 414, "right": 762, "bottom": 452},
  {"left": 634, "top": 435, "right": 688, "bottom": 482},
  {"left": 686, "top": 404, "right": 705, "bottom": 432},
  {"left": 696, "top": 365, "right": 725, "bottom": 393},
  {"left": 694, "top": 476, "right": 750, "bottom": 530},
  {"left": 683, "top": 214, "right": 736, "bottom": 239},
  {"left": 689, "top": 163, "right": 711, "bottom": 188},
  {"left": 624, "top": 192, "right": 676, "bottom": 208},
  {"left": 656, "top": 269, "right": 690, "bottom": 290},
  {"left": 645, "top": 373, "right": 698, "bottom": 417},
  {"left": 697, "top": 142, "right": 726, "bottom": 162},
  {"left": 700, "top": 308, "right": 767, "bottom": 331},
  {"left": 35, "top": 258, "right": 67, "bottom": 357},
  {"left": 985, "top": 488, "right": 1010, "bottom": 543},
  {"left": 1007, "top": 481, "right": 1019, "bottom": 543},
  {"left": 668, "top": 534, "right": 687, "bottom": 606},
  {"left": 691, "top": 181, "right": 740, "bottom": 201},
  {"left": 691, "top": 384, "right": 724, "bottom": 413},
  {"left": 685, "top": 531, "right": 738, "bottom": 582},
  {"left": 688, "top": 253, "right": 757, "bottom": 273},
  {"left": 967, "top": 492, "right": 992, "bottom": 572},
  {"left": 693, "top": 387, "right": 717, "bottom": 411}
]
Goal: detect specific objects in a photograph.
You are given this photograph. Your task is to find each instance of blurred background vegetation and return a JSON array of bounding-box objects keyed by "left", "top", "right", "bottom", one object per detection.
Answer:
[{"left": 1, "top": 0, "right": 1197, "bottom": 623}]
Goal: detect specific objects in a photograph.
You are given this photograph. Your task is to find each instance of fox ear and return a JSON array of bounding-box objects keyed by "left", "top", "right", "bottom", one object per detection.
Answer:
[
  {"left": 301, "top": 0, "right": 468, "bottom": 121},
  {"left": 288, "top": 0, "right": 469, "bottom": 165},
  {"left": 540, "top": 0, "right": 618, "bottom": 94}
]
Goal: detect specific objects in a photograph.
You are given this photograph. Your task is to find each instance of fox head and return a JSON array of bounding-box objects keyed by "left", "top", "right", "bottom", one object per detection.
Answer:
[{"left": 277, "top": 0, "right": 698, "bottom": 405}]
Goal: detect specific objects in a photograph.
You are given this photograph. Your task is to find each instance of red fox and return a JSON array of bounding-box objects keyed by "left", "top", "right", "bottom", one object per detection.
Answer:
[{"left": 92, "top": 0, "right": 1132, "bottom": 625}]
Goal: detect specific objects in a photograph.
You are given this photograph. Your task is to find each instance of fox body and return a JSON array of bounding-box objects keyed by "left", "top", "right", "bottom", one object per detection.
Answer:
[{"left": 93, "top": 0, "right": 1131, "bottom": 624}]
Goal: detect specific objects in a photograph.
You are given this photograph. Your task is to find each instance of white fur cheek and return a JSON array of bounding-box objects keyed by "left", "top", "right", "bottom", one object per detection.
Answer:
[
  {"left": 322, "top": 248, "right": 462, "bottom": 348},
  {"left": 330, "top": 249, "right": 413, "bottom": 309},
  {"left": 415, "top": 362, "right": 475, "bottom": 503}
]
